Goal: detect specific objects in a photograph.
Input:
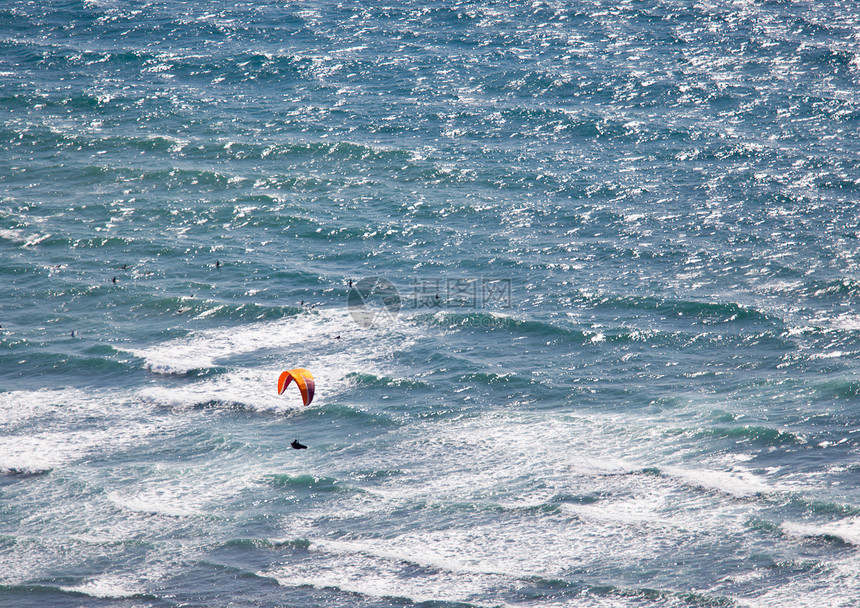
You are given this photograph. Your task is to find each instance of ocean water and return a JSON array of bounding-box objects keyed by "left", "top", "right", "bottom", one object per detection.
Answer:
[{"left": 1, "top": 0, "right": 860, "bottom": 606}]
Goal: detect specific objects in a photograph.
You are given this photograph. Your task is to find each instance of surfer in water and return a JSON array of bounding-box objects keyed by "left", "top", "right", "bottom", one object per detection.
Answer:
[{"left": 291, "top": 439, "right": 307, "bottom": 450}]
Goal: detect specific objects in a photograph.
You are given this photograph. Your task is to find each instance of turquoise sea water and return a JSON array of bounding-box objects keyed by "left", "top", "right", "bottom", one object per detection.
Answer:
[{"left": 2, "top": 1, "right": 860, "bottom": 606}]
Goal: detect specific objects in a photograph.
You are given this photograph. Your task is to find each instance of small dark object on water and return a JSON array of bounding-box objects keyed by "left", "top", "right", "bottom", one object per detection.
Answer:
[{"left": 291, "top": 439, "right": 307, "bottom": 450}]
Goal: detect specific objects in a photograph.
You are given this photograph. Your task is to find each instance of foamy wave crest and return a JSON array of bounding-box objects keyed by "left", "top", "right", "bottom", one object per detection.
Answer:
[
  {"left": 0, "top": 420, "right": 168, "bottom": 471},
  {"left": 267, "top": 537, "right": 513, "bottom": 606},
  {"left": 60, "top": 575, "right": 147, "bottom": 600},
  {"left": 0, "top": 389, "right": 166, "bottom": 470},
  {"left": 124, "top": 308, "right": 373, "bottom": 374},
  {"left": 130, "top": 307, "right": 416, "bottom": 412},
  {"left": 782, "top": 519, "right": 860, "bottom": 546},
  {"left": 662, "top": 465, "right": 776, "bottom": 499},
  {"left": 138, "top": 365, "right": 302, "bottom": 412}
]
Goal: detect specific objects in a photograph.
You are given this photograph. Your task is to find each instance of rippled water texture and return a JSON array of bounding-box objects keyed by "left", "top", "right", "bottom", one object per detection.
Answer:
[{"left": 1, "top": 1, "right": 859, "bottom": 607}]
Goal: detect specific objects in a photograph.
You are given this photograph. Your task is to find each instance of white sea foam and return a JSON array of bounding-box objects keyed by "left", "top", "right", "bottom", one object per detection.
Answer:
[
  {"left": 832, "top": 312, "right": 860, "bottom": 331},
  {"left": 662, "top": 465, "right": 775, "bottom": 498},
  {"left": 126, "top": 307, "right": 417, "bottom": 411},
  {"left": 61, "top": 575, "right": 143, "bottom": 599},
  {"left": 103, "top": 470, "right": 262, "bottom": 521},
  {"left": 0, "top": 228, "right": 24, "bottom": 242},
  {"left": 736, "top": 551, "right": 860, "bottom": 608},
  {"left": 107, "top": 487, "right": 205, "bottom": 518},
  {"left": 0, "top": 389, "right": 165, "bottom": 470},
  {"left": 122, "top": 308, "right": 369, "bottom": 375},
  {"left": 269, "top": 538, "right": 511, "bottom": 606},
  {"left": 0, "top": 420, "right": 166, "bottom": 471},
  {"left": 135, "top": 344, "right": 389, "bottom": 412},
  {"left": 782, "top": 519, "right": 860, "bottom": 546},
  {"left": 23, "top": 232, "right": 52, "bottom": 247}
]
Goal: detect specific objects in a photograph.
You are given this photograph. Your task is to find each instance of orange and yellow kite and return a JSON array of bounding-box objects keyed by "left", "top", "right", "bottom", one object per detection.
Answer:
[{"left": 277, "top": 368, "right": 315, "bottom": 406}]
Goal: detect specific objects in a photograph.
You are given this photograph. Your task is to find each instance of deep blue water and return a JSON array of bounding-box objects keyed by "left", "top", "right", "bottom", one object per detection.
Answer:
[{"left": 1, "top": 0, "right": 860, "bottom": 606}]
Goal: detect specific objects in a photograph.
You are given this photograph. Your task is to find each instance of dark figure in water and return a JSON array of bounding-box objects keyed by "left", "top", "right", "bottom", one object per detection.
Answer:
[{"left": 291, "top": 439, "right": 307, "bottom": 450}]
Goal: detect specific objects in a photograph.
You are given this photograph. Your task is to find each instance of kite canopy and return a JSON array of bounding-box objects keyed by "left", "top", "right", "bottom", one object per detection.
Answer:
[{"left": 277, "top": 368, "right": 315, "bottom": 406}]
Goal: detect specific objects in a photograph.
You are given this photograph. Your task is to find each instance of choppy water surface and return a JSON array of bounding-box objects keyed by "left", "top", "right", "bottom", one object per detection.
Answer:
[{"left": 1, "top": 1, "right": 860, "bottom": 606}]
